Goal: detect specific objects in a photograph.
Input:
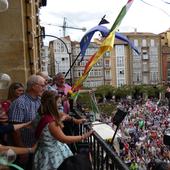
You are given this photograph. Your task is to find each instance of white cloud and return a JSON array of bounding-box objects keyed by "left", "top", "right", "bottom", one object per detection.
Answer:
[{"left": 40, "top": 0, "right": 170, "bottom": 44}]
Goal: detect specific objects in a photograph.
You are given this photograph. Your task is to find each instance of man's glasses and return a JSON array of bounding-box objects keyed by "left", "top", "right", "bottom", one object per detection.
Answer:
[{"left": 36, "top": 83, "right": 45, "bottom": 88}]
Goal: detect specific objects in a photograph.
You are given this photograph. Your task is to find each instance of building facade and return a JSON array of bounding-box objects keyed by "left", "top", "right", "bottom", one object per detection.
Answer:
[
  {"left": 112, "top": 32, "right": 161, "bottom": 87},
  {"left": 40, "top": 45, "right": 49, "bottom": 73},
  {"left": 0, "top": 0, "right": 46, "bottom": 98},
  {"left": 160, "top": 29, "right": 170, "bottom": 83},
  {"left": 48, "top": 36, "right": 72, "bottom": 82},
  {"left": 72, "top": 41, "right": 113, "bottom": 88}
]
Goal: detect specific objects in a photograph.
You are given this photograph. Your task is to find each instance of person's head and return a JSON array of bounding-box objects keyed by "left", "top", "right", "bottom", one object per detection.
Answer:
[
  {"left": 7, "top": 82, "right": 24, "bottom": 101},
  {"left": 26, "top": 75, "right": 45, "bottom": 97},
  {"left": 40, "top": 90, "right": 61, "bottom": 124},
  {"left": 53, "top": 72, "right": 65, "bottom": 87},
  {"left": 36, "top": 71, "right": 52, "bottom": 85}
]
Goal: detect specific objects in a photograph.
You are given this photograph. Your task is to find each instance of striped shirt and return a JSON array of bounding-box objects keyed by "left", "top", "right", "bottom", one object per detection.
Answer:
[{"left": 8, "top": 93, "right": 41, "bottom": 147}]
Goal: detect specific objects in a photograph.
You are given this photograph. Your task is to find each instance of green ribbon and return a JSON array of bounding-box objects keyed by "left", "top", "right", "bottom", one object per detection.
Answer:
[{"left": 0, "top": 157, "right": 24, "bottom": 170}]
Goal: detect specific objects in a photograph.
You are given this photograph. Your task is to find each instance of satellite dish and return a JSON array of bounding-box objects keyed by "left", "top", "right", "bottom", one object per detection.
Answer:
[
  {"left": 0, "top": 73, "right": 11, "bottom": 89},
  {"left": 0, "top": 0, "right": 8, "bottom": 12}
]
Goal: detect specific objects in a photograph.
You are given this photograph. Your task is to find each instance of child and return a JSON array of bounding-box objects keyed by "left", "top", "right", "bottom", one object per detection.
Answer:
[{"left": 34, "top": 90, "right": 93, "bottom": 170}]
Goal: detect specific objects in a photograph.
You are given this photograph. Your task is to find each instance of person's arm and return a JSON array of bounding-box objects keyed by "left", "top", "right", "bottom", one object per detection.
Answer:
[
  {"left": 8, "top": 101, "right": 25, "bottom": 147},
  {"left": 71, "top": 117, "right": 87, "bottom": 125},
  {"left": 48, "top": 122, "right": 93, "bottom": 144},
  {"left": 13, "top": 121, "right": 32, "bottom": 131},
  {"left": 60, "top": 112, "right": 86, "bottom": 125},
  {"left": 0, "top": 144, "right": 36, "bottom": 155}
]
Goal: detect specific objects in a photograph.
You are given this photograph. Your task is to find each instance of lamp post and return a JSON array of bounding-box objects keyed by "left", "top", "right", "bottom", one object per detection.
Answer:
[{"left": 35, "top": 34, "right": 72, "bottom": 85}]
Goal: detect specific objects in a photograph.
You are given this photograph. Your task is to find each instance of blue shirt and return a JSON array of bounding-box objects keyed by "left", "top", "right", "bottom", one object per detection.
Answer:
[{"left": 8, "top": 93, "right": 41, "bottom": 147}]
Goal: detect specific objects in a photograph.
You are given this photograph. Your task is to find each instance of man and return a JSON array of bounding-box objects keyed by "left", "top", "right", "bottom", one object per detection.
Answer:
[
  {"left": 36, "top": 71, "right": 54, "bottom": 91},
  {"left": 8, "top": 75, "right": 45, "bottom": 169},
  {"left": 52, "top": 72, "right": 72, "bottom": 114}
]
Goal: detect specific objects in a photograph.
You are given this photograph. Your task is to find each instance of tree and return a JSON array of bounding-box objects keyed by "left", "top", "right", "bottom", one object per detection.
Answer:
[{"left": 95, "top": 85, "right": 115, "bottom": 102}]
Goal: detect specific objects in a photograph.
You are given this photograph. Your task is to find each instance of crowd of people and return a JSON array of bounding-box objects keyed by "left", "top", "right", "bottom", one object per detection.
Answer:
[
  {"left": 108, "top": 98, "right": 170, "bottom": 170},
  {"left": 1, "top": 71, "right": 170, "bottom": 170},
  {"left": 0, "top": 72, "right": 93, "bottom": 170}
]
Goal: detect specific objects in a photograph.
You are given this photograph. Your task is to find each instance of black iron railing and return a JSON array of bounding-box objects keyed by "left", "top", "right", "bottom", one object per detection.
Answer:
[
  {"left": 84, "top": 127, "right": 129, "bottom": 170},
  {"left": 72, "top": 110, "right": 129, "bottom": 170}
]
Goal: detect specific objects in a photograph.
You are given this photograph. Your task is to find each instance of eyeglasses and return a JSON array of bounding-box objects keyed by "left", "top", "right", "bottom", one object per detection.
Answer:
[{"left": 36, "top": 83, "right": 45, "bottom": 88}]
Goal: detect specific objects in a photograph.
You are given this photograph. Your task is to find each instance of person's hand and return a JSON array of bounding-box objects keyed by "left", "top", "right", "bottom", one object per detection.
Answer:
[
  {"left": 0, "top": 112, "right": 8, "bottom": 123},
  {"left": 82, "top": 130, "right": 94, "bottom": 140},
  {"left": 61, "top": 114, "right": 70, "bottom": 121},
  {"left": 29, "top": 143, "right": 37, "bottom": 153},
  {"left": 13, "top": 121, "right": 32, "bottom": 130},
  {"left": 76, "top": 118, "right": 87, "bottom": 124}
]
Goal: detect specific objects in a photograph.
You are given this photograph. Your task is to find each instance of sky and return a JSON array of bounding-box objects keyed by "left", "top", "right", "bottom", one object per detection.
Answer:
[{"left": 39, "top": 0, "right": 170, "bottom": 44}]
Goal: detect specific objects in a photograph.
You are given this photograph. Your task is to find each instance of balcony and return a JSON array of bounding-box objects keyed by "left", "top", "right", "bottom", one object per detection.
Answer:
[{"left": 72, "top": 110, "right": 129, "bottom": 170}]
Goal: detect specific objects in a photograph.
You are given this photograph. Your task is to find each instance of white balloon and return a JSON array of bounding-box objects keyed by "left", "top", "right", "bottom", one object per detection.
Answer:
[
  {"left": 0, "top": 149, "right": 16, "bottom": 165},
  {"left": 0, "top": 0, "right": 8, "bottom": 12},
  {"left": 0, "top": 73, "right": 11, "bottom": 89}
]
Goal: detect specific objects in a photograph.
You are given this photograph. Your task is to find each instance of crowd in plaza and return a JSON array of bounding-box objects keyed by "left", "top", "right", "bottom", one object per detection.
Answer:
[
  {"left": 1, "top": 71, "right": 170, "bottom": 170},
  {"left": 101, "top": 97, "right": 170, "bottom": 170}
]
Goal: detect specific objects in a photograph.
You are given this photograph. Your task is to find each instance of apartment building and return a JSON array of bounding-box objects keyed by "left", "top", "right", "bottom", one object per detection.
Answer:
[
  {"left": 72, "top": 41, "right": 113, "bottom": 88},
  {"left": 160, "top": 29, "right": 170, "bottom": 83},
  {"left": 48, "top": 36, "right": 72, "bottom": 82},
  {"left": 113, "top": 32, "right": 161, "bottom": 87},
  {"left": 47, "top": 31, "right": 164, "bottom": 88},
  {"left": 40, "top": 45, "right": 49, "bottom": 73}
]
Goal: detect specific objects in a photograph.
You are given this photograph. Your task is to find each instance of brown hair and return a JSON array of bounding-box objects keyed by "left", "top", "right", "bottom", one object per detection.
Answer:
[
  {"left": 40, "top": 90, "right": 61, "bottom": 126},
  {"left": 7, "top": 82, "right": 24, "bottom": 101}
]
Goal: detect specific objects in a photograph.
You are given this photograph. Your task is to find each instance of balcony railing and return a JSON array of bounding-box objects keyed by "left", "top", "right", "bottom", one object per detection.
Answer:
[
  {"left": 88, "top": 131, "right": 129, "bottom": 170},
  {"left": 72, "top": 110, "right": 129, "bottom": 170}
]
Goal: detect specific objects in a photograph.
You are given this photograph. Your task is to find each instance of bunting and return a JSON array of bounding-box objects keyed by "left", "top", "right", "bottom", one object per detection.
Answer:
[
  {"left": 72, "top": 0, "right": 135, "bottom": 92},
  {"left": 80, "top": 25, "right": 139, "bottom": 61}
]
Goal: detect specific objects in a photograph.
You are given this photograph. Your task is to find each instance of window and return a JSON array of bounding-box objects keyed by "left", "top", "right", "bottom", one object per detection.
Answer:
[
  {"left": 117, "top": 79, "right": 124, "bottom": 87},
  {"left": 61, "top": 44, "right": 65, "bottom": 52},
  {"left": 133, "top": 72, "right": 141, "bottom": 82},
  {"left": 105, "top": 60, "right": 110, "bottom": 67},
  {"left": 105, "top": 70, "right": 111, "bottom": 79},
  {"left": 150, "top": 39, "right": 155, "bottom": 47},
  {"left": 117, "top": 56, "right": 124, "bottom": 67},
  {"left": 134, "top": 39, "right": 138, "bottom": 47},
  {"left": 143, "top": 75, "right": 148, "bottom": 84},
  {"left": 143, "top": 62, "right": 148, "bottom": 72},
  {"left": 142, "top": 39, "right": 147, "bottom": 47},
  {"left": 142, "top": 49, "right": 148, "bottom": 59},
  {"left": 105, "top": 51, "right": 111, "bottom": 57},
  {"left": 150, "top": 71, "right": 158, "bottom": 82},
  {"left": 115, "top": 45, "right": 124, "bottom": 56}
]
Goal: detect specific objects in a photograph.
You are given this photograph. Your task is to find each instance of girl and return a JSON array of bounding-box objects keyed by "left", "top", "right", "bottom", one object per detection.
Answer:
[{"left": 34, "top": 90, "right": 93, "bottom": 170}]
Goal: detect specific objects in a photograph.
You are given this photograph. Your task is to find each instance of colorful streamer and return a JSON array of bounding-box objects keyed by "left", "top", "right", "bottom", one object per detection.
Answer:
[{"left": 72, "top": 0, "right": 135, "bottom": 91}]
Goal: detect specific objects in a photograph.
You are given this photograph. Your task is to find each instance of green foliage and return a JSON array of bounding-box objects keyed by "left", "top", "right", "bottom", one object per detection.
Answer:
[
  {"left": 77, "top": 93, "right": 92, "bottom": 109},
  {"left": 95, "top": 85, "right": 115, "bottom": 99},
  {"left": 98, "top": 103, "right": 116, "bottom": 116}
]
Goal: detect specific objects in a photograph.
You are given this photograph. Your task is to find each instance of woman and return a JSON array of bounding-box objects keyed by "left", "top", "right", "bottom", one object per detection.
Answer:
[
  {"left": 1, "top": 82, "right": 24, "bottom": 113},
  {"left": 33, "top": 90, "right": 93, "bottom": 170}
]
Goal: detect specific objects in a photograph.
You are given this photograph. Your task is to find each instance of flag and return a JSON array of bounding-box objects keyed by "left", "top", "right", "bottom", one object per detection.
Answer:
[
  {"left": 80, "top": 25, "right": 139, "bottom": 61},
  {"left": 110, "top": 0, "right": 134, "bottom": 32},
  {"left": 72, "top": 0, "right": 135, "bottom": 91},
  {"left": 80, "top": 25, "right": 109, "bottom": 59},
  {"left": 72, "top": 31, "right": 115, "bottom": 91},
  {"left": 115, "top": 32, "right": 140, "bottom": 55},
  {"left": 98, "top": 15, "right": 110, "bottom": 25}
]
